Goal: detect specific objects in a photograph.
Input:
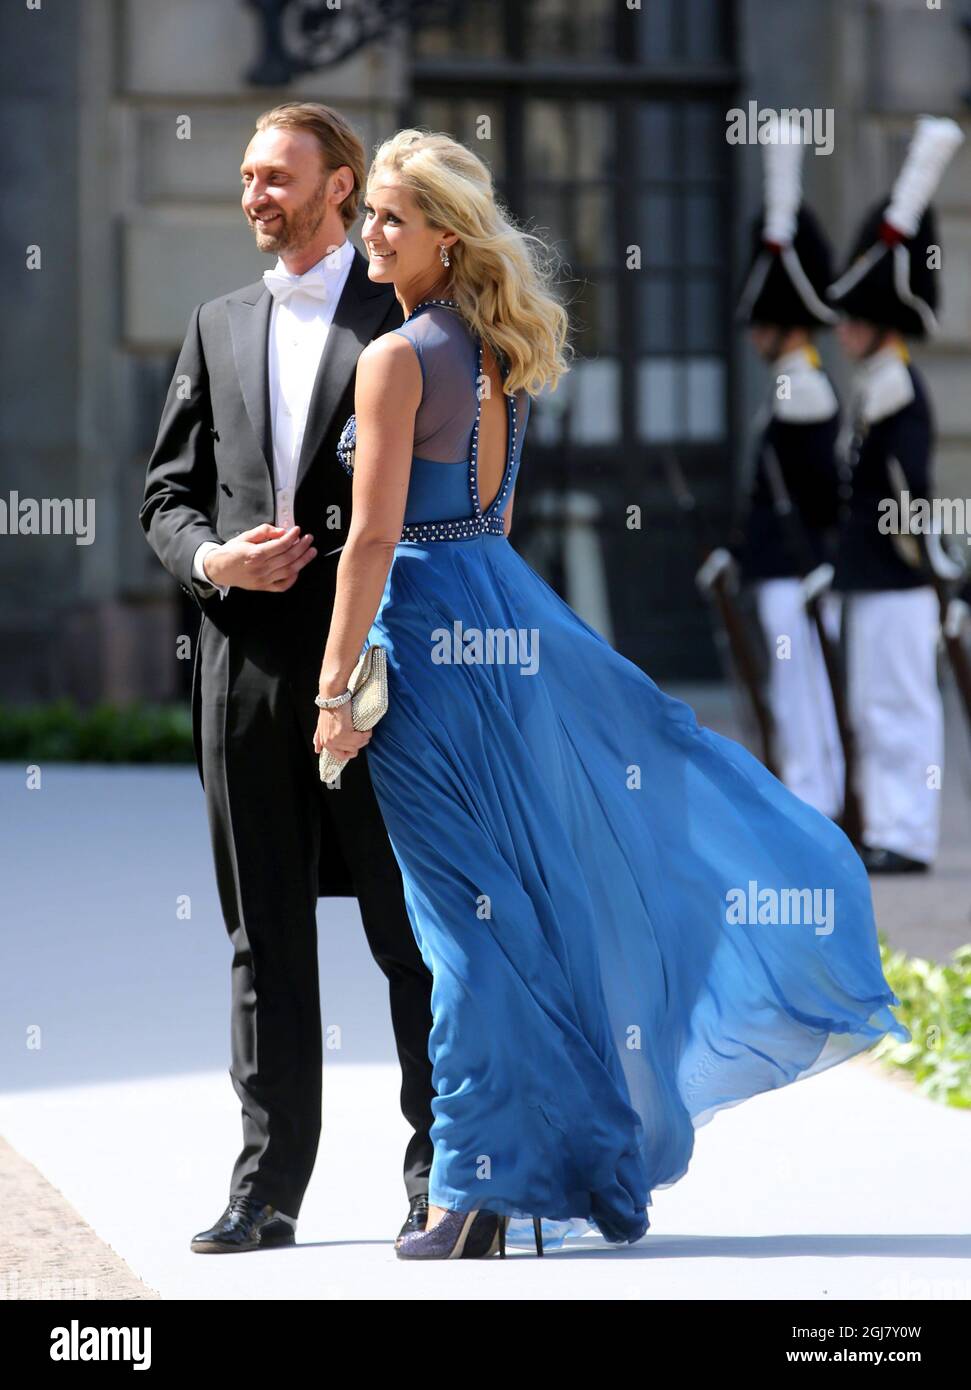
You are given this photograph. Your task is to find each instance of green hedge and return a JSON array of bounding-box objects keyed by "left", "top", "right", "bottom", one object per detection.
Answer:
[
  {"left": 0, "top": 700, "right": 194, "bottom": 763},
  {"left": 874, "top": 933, "right": 971, "bottom": 1108}
]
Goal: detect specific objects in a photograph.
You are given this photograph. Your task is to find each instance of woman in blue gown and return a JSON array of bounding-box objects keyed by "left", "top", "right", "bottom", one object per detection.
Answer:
[{"left": 314, "top": 129, "right": 909, "bottom": 1261}]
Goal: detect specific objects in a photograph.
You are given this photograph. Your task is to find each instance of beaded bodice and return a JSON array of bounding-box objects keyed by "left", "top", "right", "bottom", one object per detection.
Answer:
[{"left": 336, "top": 298, "right": 530, "bottom": 543}]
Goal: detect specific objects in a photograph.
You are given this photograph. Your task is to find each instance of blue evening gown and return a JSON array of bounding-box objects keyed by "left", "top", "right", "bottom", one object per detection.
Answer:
[{"left": 335, "top": 299, "right": 909, "bottom": 1247}]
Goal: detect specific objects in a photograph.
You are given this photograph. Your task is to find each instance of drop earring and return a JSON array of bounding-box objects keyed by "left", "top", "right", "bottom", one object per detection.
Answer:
[{"left": 439, "top": 244, "right": 450, "bottom": 267}]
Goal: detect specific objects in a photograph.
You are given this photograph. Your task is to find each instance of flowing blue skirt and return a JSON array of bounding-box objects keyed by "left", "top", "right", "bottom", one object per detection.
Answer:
[{"left": 364, "top": 533, "right": 909, "bottom": 1245}]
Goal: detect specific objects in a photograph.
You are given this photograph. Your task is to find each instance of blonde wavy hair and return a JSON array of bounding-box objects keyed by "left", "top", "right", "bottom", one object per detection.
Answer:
[{"left": 367, "top": 129, "right": 571, "bottom": 396}]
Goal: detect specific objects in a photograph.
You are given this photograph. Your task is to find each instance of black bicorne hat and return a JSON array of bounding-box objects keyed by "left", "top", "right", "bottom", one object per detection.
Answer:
[
  {"left": 827, "top": 200, "right": 941, "bottom": 338},
  {"left": 827, "top": 116, "right": 964, "bottom": 339},
  {"left": 736, "top": 203, "right": 838, "bottom": 328},
  {"left": 735, "top": 118, "right": 837, "bottom": 329}
]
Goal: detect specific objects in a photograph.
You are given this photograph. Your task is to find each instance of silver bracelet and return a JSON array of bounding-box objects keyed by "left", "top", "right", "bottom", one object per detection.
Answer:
[{"left": 315, "top": 688, "right": 352, "bottom": 710}]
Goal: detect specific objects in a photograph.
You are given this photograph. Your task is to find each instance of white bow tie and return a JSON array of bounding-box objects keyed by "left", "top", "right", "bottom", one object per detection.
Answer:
[{"left": 262, "top": 268, "right": 330, "bottom": 305}]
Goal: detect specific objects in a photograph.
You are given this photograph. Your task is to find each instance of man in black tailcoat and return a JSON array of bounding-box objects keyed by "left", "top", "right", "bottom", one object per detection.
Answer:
[{"left": 140, "top": 102, "right": 434, "bottom": 1251}]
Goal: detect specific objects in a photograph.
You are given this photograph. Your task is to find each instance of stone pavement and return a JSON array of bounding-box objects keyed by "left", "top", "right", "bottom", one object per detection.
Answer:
[{"left": 0, "top": 1137, "right": 157, "bottom": 1300}]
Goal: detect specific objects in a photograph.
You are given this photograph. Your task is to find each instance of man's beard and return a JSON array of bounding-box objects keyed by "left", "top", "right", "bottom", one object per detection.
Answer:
[{"left": 251, "top": 178, "right": 330, "bottom": 254}]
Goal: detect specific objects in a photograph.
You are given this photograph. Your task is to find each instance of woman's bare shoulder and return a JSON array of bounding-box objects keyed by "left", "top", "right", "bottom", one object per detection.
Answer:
[{"left": 356, "top": 330, "right": 423, "bottom": 402}]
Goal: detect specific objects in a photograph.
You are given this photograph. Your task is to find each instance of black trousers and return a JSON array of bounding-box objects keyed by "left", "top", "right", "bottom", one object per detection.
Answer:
[{"left": 197, "top": 610, "right": 435, "bottom": 1219}]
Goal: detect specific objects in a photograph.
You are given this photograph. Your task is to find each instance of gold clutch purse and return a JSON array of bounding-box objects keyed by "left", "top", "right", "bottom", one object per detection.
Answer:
[{"left": 318, "top": 643, "right": 389, "bottom": 786}]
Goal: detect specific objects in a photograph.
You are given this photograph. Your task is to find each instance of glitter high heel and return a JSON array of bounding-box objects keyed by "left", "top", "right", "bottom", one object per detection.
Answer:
[
  {"left": 395, "top": 1207, "right": 500, "bottom": 1260},
  {"left": 395, "top": 1208, "right": 546, "bottom": 1260}
]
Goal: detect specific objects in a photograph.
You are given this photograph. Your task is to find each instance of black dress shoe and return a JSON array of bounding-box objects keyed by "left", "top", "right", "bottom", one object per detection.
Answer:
[
  {"left": 860, "top": 845, "right": 931, "bottom": 875},
  {"left": 395, "top": 1193, "right": 429, "bottom": 1247},
  {"left": 190, "top": 1195, "right": 297, "bottom": 1254}
]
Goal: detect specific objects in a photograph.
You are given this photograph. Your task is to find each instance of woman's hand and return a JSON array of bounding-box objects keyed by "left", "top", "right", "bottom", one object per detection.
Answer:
[{"left": 313, "top": 701, "right": 372, "bottom": 760}]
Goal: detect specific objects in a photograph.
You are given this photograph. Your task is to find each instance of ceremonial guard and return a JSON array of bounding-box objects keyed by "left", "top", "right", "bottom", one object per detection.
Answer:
[
  {"left": 826, "top": 115, "right": 965, "bottom": 873},
  {"left": 733, "top": 129, "right": 844, "bottom": 820}
]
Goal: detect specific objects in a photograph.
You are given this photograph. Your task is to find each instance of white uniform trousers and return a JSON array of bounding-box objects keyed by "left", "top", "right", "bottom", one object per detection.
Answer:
[
  {"left": 840, "top": 586, "right": 943, "bottom": 865},
  {"left": 755, "top": 578, "right": 845, "bottom": 821}
]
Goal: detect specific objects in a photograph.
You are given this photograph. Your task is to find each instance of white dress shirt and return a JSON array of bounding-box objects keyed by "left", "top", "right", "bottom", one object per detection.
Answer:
[{"left": 192, "top": 238, "right": 356, "bottom": 597}]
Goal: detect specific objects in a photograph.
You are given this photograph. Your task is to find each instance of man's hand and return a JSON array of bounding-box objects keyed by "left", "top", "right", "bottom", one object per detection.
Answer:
[{"left": 203, "top": 524, "right": 317, "bottom": 592}]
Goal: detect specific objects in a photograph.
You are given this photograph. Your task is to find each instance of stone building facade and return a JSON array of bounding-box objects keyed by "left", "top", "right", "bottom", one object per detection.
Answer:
[{"left": 1, "top": 0, "right": 968, "bottom": 700}]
